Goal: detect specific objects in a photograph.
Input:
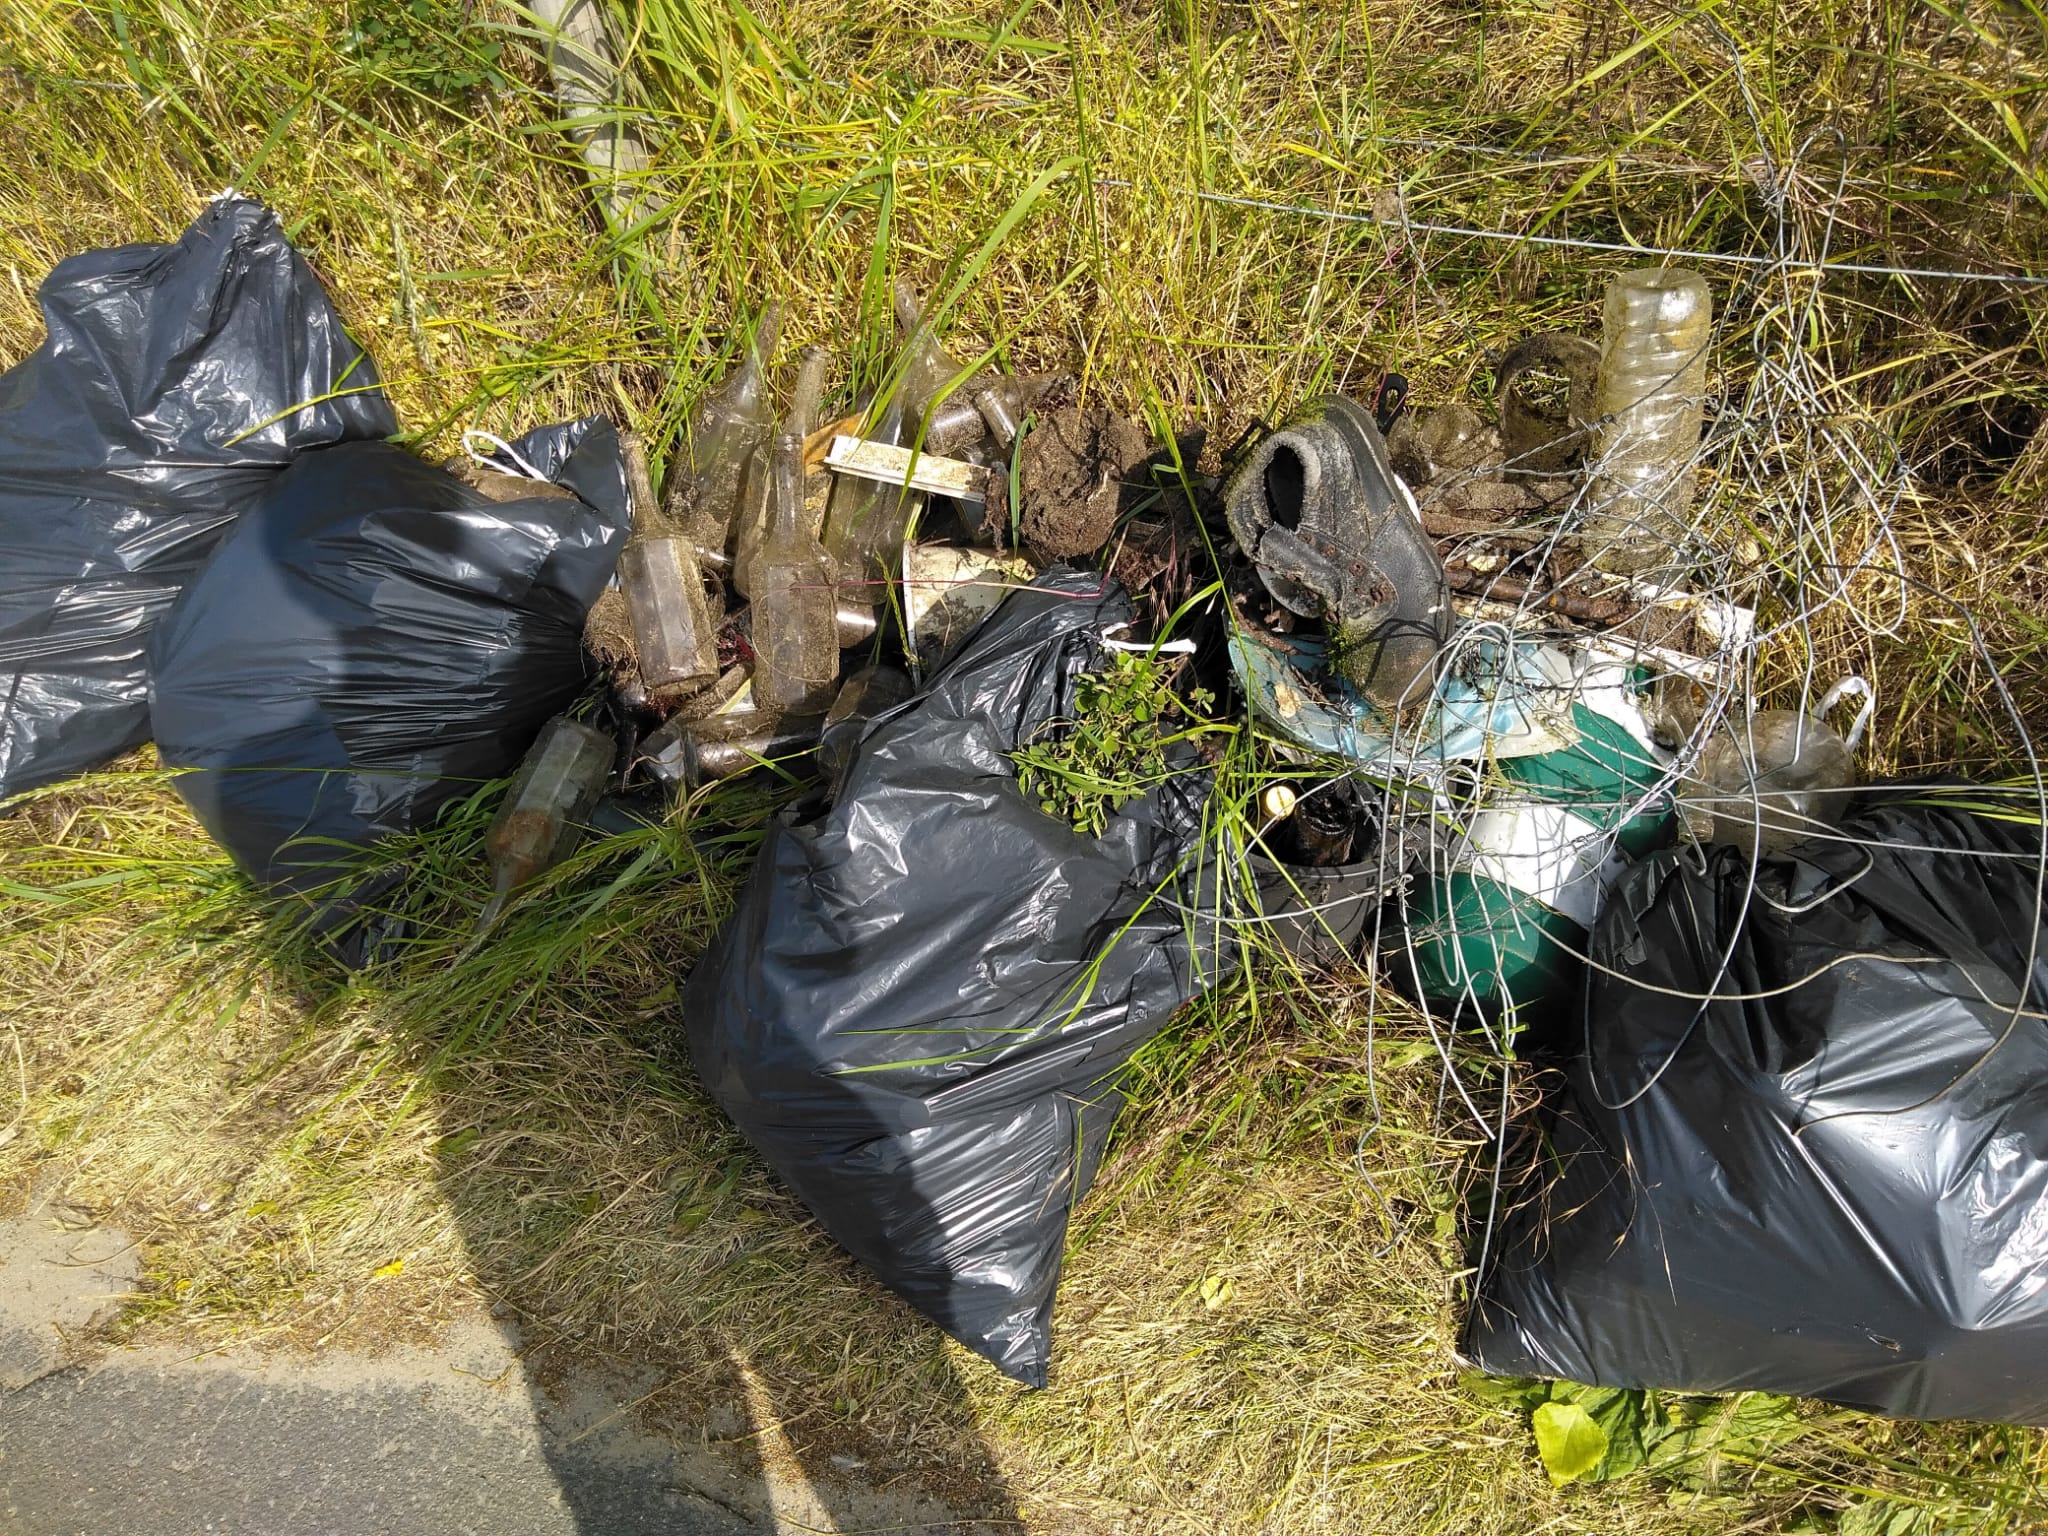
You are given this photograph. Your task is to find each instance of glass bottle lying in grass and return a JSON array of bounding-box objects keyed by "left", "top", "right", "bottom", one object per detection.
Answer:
[
  {"left": 1010, "top": 648, "right": 1219, "bottom": 837},
  {"left": 477, "top": 715, "right": 614, "bottom": 934},
  {"left": 616, "top": 432, "right": 718, "bottom": 692}
]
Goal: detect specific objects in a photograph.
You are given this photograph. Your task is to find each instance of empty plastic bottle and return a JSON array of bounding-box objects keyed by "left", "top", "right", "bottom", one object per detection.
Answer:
[
  {"left": 616, "top": 433, "right": 718, "bottom": 691},
  {"left": 751, "top": 347, "right": 842, "bottom": 717},
  {"left": 1678, "top": 678, "right": 1871, "bottom": 856},
  {"left": 1584, "top": 268, "right": 1713, "bottom": 575},
  {"left": 666, "top": 303, "right": 782, "bottom": 566},
  {"left": 478, "top": 716, "right": 615, "bottom": 933}
]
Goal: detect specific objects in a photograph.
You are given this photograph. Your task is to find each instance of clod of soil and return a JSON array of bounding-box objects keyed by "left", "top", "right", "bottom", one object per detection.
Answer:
[
  {"left": 583, "top": 586, "right": 637, "bottom": 672},
  {"left": 1013, "top": 404, "right": 1153, "bottom": 560},
  {"left": 446, "top": 461, "right": 577, "bottom": 504}
]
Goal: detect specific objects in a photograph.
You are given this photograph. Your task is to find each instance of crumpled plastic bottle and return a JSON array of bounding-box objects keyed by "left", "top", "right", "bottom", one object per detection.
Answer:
[{"left": 1678, "top": 678, "right": 1872, "bottom": 855}]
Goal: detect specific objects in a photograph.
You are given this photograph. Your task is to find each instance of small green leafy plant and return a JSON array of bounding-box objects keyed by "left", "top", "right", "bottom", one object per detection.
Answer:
[
  {"left": 1012, "top": 650, "right": 1215, "bottom": 837},
  {"left": 339, "top": 0, "right": 507, "bottom": 100},
  {"left": 1467, "top": 1375, "right": 1809, "bottom": 1489}
]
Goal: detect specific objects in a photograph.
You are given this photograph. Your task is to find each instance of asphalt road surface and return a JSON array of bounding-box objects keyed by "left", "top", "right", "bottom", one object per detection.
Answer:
[{"left": 0, "top": 1209, "right": 985, "bottom": 1536}]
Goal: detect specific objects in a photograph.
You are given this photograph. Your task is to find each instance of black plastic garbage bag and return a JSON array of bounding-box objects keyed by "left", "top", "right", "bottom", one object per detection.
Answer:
[
  {"left": 683, "top": 572, "right": 1231, "bottom": 1385},
  {"left": 147, "top": 423, "right": 628, "bottom": 962},
  {"left": 1464, "top": 790, "right": 2048, "bottom": 1424},
  {"left": 0, "top": 194, "right": 396, "bottom": 802}
]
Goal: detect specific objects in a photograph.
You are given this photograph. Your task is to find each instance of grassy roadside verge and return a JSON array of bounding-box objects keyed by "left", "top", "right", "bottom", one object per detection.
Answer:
[{"left": 5, "top": 1, "right": 2048, "bottom": 1531}]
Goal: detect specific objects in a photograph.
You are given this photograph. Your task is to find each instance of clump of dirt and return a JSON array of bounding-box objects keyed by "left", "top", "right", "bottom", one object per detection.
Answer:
[
  {"left": 584, "top": 587, "right": 637, "bottom": 672},
  {"left": 445, "top": 461, "right": 577, "bottom": 504},
  {"left": 1009, "top": 404, "right": 1153, "bottom": 560}
]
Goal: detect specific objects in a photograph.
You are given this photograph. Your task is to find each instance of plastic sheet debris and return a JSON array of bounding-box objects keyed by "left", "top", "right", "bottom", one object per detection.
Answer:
[
  {"left": 1465, "top": 789, "right": 2048, "bottom": 1425},
  {"left": 681, "top": 571, "right": 1230, "bottom": 1385},
  {"left": 902, "top": 544, "right": 1040, "bottom": 676},
  {"left": 1223, "top": 394, "right": 1449, "bottom": 709},
  {"left": 148, "top": 422, "right": 628, "bottom": 963},
  {"left": 0, "top": 194, "right": 396, "bottom": 803}
]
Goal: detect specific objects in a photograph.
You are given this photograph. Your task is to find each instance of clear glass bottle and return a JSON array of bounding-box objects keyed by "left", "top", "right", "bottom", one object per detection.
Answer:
[
  {"left": 751, "top": 347, "right": 842, "bottom": 717},
  {"left": 478, "top": 716, "right": 615, "bottom": 932},
  {"left": 1584, "top": 268, "right": 1712, "bottom": 575},
  {"left": 667, "top": 302, "right": 782, "bottom": 567},
  {"left": 730, "top": 443, "right": 771, "bottom": 601},
  {"left": 821, "top": 387, "right": 920, "bottom": 593},
  {"left": 616, "top": 432, "right": 718, "bottom": 691},
  {"left": 894, "top": 278, "right": 984, "bottom": 444},
  {"left": 642, "top": 706, "right": 823, "bottom": 788}
]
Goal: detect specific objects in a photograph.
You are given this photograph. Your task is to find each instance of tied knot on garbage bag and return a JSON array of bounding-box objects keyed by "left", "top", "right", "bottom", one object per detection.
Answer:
[{"left": 682, "top": 570, "right": 1239, "bottom": 1386}]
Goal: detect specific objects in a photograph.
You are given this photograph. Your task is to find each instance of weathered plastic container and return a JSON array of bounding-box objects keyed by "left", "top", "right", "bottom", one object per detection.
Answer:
[
  {"left": 1677, "top": 678, "right": 1870, "bottom": 855},
  {"left": 1585, "top": 268, "right": 1712, "bottom": 574},
  {"left": 751, "top": 347, "right": 843, "bottom": 716},
  {"left": 669, "top": 303, "right": 782, "bottom": 565},
  {"left": 1405, "top": 701, "right": 1672, "bottom": 1029},
  {"left": 479, "top": 716, "right": 615, "bottom": 931}
]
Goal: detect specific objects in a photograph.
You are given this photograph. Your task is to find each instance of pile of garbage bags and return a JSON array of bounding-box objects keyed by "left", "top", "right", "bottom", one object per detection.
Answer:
[
  {"left": 0, "top": 195, "right": 396, "bottom": 800},
  {"left": 7, "top": 198, "right": 2048, "bottom": 1420}
]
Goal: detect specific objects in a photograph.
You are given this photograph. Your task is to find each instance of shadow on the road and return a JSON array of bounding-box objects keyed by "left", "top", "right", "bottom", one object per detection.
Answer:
[{"left": 423, "top": 997, "right": 1028, "bottom": 1536}]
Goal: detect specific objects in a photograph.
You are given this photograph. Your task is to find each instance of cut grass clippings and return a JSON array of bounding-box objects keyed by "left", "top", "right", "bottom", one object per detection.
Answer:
[{"left": 4, "top": 0, "right": 2048, "bottom": 1532}]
